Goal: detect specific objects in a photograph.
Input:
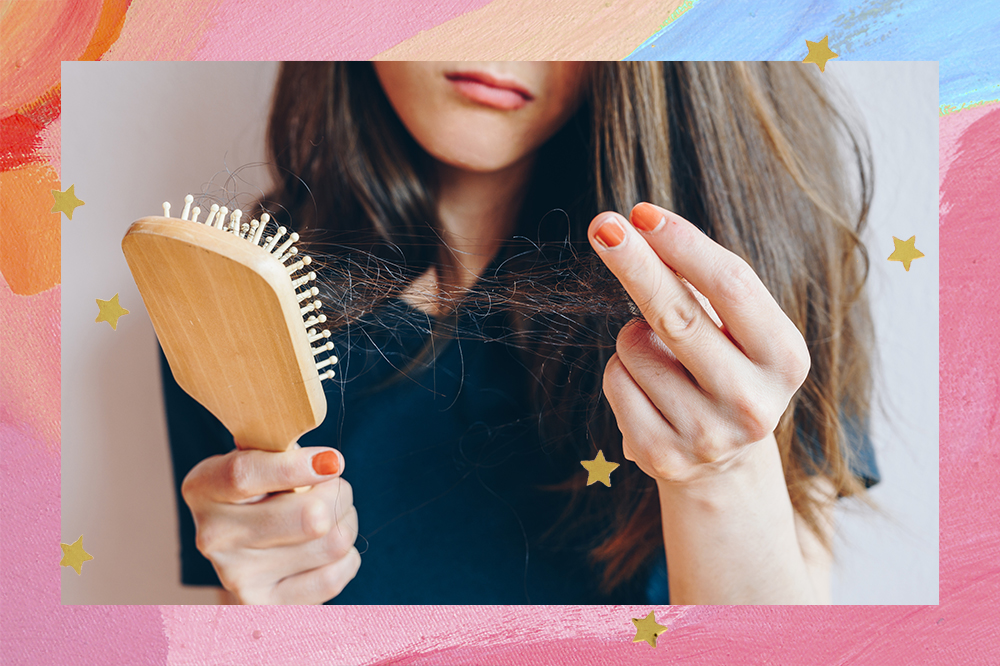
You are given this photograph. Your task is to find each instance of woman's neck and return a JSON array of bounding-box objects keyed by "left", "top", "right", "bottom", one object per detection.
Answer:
[
  {"left": 434, "top": 155, "right": 535, "bottom": 283},
  {"left": 402, "top": 155, "right": 535, "bottom": 313}
]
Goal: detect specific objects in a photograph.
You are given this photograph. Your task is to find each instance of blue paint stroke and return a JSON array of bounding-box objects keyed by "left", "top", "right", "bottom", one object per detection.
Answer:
[{"left": 626, "top": 0, "right": 1000, "bottom": 110}]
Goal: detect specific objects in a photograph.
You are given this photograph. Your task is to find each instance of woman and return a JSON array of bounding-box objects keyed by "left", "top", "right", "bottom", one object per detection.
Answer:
[{"left": 164, "top": 62, "right": 880, "bottom": 605}]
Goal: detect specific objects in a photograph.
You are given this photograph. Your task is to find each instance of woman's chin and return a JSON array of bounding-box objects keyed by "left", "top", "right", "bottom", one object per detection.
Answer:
[{"left": 431, "top": 149, "right": 531, "bottom": 175}]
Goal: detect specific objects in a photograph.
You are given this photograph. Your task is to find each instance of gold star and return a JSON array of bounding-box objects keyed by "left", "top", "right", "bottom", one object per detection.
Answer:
[
  {"left": 581, "top": 449, "right": 619, "bottom": 487},
  {"left": 632, "top": 611, "right": 668, "bottom": 647},
  {"left": 887, "top": 235, "right": 925, "bottom": 272},
  {"left": 803, "top": 35, "right": 839, "bottom": 72},
  {"left": 95, "top": 293, "right": 130, "bottom": 330},
  {"left": 60, "top": 536, "right": 94, "bottom": 575},
  {"left": 51, "top": 184, "right": 85, "bottom": 220}
]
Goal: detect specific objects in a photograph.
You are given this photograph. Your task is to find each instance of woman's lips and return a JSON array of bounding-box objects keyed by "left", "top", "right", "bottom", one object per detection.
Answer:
[{"left": 445, "top": 72, "right": 533, "bottom": 111}]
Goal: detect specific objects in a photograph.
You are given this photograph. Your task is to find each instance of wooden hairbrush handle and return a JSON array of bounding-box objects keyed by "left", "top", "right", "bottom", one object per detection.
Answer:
[{"left": 123, "top": 199, "right": 339, "bottom": 458}]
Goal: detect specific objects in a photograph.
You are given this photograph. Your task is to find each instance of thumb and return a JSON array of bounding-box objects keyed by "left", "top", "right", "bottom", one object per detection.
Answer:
[{"left": 214, "top": 442, "right": 345, "bottom": 503}]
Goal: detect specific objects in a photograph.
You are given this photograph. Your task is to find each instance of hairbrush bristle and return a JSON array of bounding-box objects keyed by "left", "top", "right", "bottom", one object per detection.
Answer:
[
  {"left": 252, "top": 214, "right": 269, "bottom": 245},
  {"left": 308, "top": 328, "right": 331, "bottom": 343},
  {"left": 166, "top": 195, "right": 339, "bottom": 381},
  {"left": 297, "top": 286, "right": 320, "bottom": 303},
  {"left": 291, "top": 271, "right": 316, "bottom": 290},
  {"left": 285, "top": 256, "right": 311, "bottom": 275},
  {"left": 278, "top": 246, "right": 298, "bottom": 263},
  {"left": 275, "top": 232, "right": 298, "bottom": 258}
]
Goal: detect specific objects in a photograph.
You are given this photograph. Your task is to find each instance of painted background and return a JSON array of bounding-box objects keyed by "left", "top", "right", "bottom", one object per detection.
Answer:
[{"left": 2, "top": 0, "right": 998, "bottom": 663}]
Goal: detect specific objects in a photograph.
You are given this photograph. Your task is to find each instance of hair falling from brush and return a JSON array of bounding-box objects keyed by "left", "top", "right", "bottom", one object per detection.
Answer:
[
  {"left": 164, "top": 188, "right": 640, "bottom": 385},
  {"left": 171, "top": 173, "right": 641, "bottom": 360}
]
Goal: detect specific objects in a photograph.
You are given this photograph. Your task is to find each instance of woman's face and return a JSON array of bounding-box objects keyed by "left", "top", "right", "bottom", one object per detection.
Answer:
[{"left": 372, "top": 62, "right": 590, "bottom": 173}]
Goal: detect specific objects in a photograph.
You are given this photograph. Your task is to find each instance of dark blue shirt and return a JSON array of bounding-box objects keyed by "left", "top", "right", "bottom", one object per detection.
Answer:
[{"left": 160, "top": 298, "right": 880, "bottom": 604}]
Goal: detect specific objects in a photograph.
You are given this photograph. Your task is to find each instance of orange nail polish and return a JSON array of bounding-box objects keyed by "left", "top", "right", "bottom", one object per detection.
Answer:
[
  {"left": 632, "top": 204, "right": 664, "bottom": 232},
  {"left": 312, "top": 450, "right": 340, "bottom": 476},
  {"left": 595, "top": 219, "right": 625, "bottom": 248}
]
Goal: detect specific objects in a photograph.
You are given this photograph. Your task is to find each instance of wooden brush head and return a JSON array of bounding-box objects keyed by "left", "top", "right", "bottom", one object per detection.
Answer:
[{"left": 122, "top": 211, "right": 333, "bottom": 452}]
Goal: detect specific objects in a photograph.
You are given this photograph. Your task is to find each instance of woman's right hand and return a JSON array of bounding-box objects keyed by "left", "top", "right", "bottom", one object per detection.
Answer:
[{"left": 180, "top": 444, "right": 360, "bottom": 604}]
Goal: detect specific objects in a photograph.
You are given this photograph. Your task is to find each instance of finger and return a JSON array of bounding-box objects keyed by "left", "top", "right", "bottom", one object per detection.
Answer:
[
  {"left": 613, "top": 319, "right": 715, "bottom": 438},
  {"left": 603, "top": 353, "right": 690, "bottom": 477},
  {"left": 200, "top": 446, "right": 345, "bottom": 504},
  {"left": 221, "top": 476, "right": 355, "bottom": 551},
  {"left": 269, "top": 504, "right": 359, "bottom": 579},
  {"left": 589, "top": 211, "right": 752, "bottom": 395},
  {"left": 271, "top": 547, "right": 362, "bottom": 604},
  {"left": 207, "top": 502, "right": 358, "bottom": 598},
  {"left": 629, "top": 202, "right": 809, "bottom": 373}
]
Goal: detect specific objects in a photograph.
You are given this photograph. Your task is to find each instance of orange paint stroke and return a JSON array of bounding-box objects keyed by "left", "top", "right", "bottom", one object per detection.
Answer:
[
  {"left": 79, "top": 0, "right": 133, "bottom": 61},
  {"left": 372, "top": 0, "right": 684, "bottom": 60},
  {"left": 0, "top": 163, "right": 61, "bottom": 295},
  {"left": 13, "top": 82, "right": 61, "bottom": 126},
  {"left": 101, "top": 0, "right": 222, "bottom": 61},
  {"left": 0, "top": 0, "right": 103, "bottom": 117}
]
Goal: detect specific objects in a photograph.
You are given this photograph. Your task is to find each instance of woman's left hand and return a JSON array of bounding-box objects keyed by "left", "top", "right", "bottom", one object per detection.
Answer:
[{"left": 589, "top": 202, "right": 811, "bottom": 486}]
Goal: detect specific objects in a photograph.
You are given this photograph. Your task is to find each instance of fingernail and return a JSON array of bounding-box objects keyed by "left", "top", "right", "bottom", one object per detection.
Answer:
[
  {"left": 631, "top": 204, "right": 665, "bottom": 232},
  {"left": 594, "top": 216, "right": 626, "bottom": 249},
  {"left": 312, "top": 450, "right": 340, "bottom": 476}
]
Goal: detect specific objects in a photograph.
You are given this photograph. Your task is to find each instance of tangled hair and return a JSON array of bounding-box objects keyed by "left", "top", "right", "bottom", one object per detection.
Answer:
[{"left": 259, "top": 62, "right": 875, "bottom": 595}]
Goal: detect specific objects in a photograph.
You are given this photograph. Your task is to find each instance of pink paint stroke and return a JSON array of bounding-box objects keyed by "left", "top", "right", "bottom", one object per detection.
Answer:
[
  {"left": 0, "top": 276, "right": 60, "bottom": 449},
  {"left": 38, "top": 116, "right": 61, "bottom": 175},
  {"left": 158, "top": 602, "right": 995, "bottom": 664},
  {"left": 938, "top": 106, "right": 1000, "bottom": 633},
  {"left": 101, "top": 0, "right": 222, "bottom": 61},
  {"left": 939, "top": 104, "right": 1000, "bottom": 465},
  {"left": 0, "top": 391, "right": 169, "bottom": 665},
  {"left": 940, "top": 104, "right": 999, "bottom": 193},
  {"left": 191, "top": 0, "right": 494, "bottom": 60}
]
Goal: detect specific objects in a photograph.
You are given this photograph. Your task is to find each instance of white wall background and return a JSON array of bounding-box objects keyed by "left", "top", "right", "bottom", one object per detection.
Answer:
[
  {"left": 61, "top": 61, "right": 938, "bottom": 605},
  {"left": 61, "top": 62, "right": 279, "bottom": 604},
  {"left": 827, "top": 62, "right": 939, "bottom": 604}
]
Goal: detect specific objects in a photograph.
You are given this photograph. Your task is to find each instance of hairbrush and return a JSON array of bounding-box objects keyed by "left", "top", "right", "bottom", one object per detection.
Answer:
[{"left": 122, "top": 195, "right": 338, "bottom": 453}]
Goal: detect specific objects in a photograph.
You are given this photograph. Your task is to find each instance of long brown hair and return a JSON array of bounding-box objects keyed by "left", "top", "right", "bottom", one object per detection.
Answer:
[{"left": 261, "top": 62, "right": 874, "bottom": 594}]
